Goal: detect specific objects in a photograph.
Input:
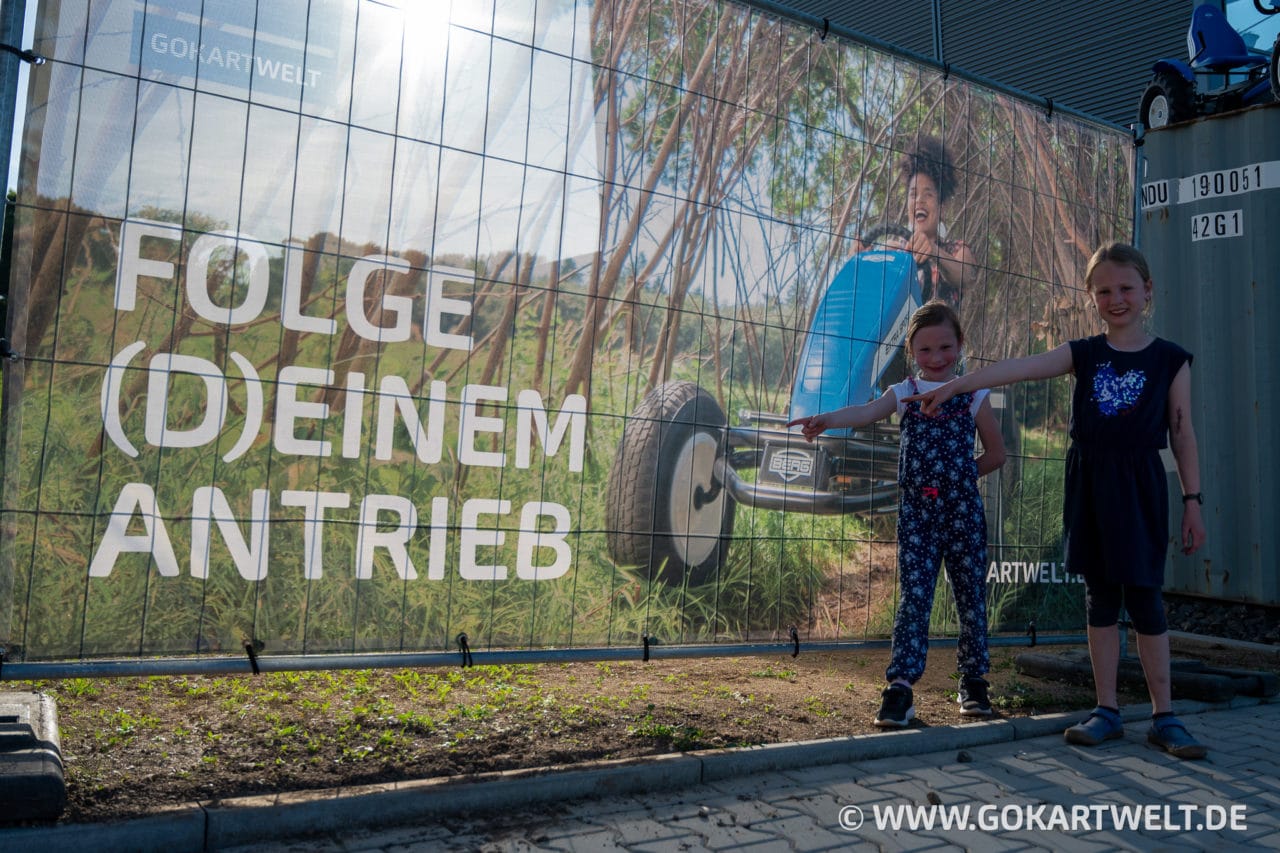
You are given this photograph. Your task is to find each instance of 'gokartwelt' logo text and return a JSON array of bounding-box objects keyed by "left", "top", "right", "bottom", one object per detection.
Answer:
[{"left": 986, "top": 560, "right": 1083, "bottom": 585}]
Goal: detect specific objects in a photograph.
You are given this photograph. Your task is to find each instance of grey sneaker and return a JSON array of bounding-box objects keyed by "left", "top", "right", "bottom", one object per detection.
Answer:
[
  {"left": 874, "top": 684, "right": 914, "bottom": 728},
  {"left": 958, "top": 677, "right": 993, "bottom": 717}
]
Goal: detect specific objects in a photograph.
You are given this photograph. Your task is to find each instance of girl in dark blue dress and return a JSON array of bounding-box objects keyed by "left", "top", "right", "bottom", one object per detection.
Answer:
[{"left": 907, "top": 243, "right": 1208, "bottom": 759}]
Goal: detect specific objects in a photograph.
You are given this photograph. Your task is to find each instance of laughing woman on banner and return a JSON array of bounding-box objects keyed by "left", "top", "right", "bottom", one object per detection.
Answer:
[{"left": 898, "top": 134, "right": 977, "bottom": 310}]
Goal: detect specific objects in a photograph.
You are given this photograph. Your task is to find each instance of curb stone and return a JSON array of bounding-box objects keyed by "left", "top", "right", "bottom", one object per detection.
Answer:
[
  {"left": 0, "top": 805, "right": 206, "bottom": 853},
  {"left": 205, "top": 752, "right": 703, "bottom": 850},
  {"left": 1, "top": 697, "right": 1265, "bottom": 852},
  {"left": 1166, "top": 630, "right": 1280, "bottom": 657}
]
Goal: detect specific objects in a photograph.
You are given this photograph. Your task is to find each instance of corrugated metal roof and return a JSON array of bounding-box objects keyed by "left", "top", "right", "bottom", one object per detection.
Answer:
[
  {"left": 759, "top": 0, "right": 1191, "bottom": 126},
  {"left": 781, "top": 0, "right": 936, "bottom": 58}
]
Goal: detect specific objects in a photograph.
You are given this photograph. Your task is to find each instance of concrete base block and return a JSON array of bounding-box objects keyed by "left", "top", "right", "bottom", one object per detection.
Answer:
[{"left": 0, "top": 691, "right": 67, "bottom": 822}]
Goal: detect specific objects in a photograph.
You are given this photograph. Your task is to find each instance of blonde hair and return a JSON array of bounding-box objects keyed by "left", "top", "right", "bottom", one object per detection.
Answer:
[
  {"left": 1084, "top": 242, "right": 1151, "bottom": 291},
  {"left": 906, "top": 299, "right": 964, "bottom": 349}
]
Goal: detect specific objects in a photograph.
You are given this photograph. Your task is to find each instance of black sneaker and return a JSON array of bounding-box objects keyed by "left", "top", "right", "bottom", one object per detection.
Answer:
[
  {"left": 958, "top": 677, "right": 993, "bottom": 717},
  {"left": 874, "top": 684, "right": 914, "bottom": 728}
]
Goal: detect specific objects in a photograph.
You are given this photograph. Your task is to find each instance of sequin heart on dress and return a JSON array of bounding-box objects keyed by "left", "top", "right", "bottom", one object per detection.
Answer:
[{"left": 1092, "top": 362, "right": 1145, "bottom": 416}]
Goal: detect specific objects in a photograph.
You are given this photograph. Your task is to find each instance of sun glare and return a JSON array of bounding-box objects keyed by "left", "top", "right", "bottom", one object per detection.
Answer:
[{"left": 377, "top": 0, "right": 454, "bottom": 59}]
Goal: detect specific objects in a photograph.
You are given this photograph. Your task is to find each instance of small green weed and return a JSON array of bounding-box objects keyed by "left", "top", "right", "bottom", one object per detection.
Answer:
[
  {"left": 628, "top": 714, "right": 710, "bottom": 751},
  {"left": 62, "top": 678, "right": 98, "bottom": 699}
]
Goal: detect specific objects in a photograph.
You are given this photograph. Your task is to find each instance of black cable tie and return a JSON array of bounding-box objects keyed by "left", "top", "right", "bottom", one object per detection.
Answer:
[
  {"left": 1026, "top": 620, "right": 1037, "bottom": 647},
  {"left": 0, "top": 339, "right": 21, "bottom": 361},
  {"left": 243, "top": 640, "right": 260, "bottom": 675},
  {"left": 942, "top": 61, "right": 951, "bottom": 81},
  {"left": 1044, "top": 97, "right": 1054, "bottom": 120},
  {"left": 0, "top": 43, "right": 47, "bottom": 65},
  {"left": 642, "top": 634, "right": 651, "bottom": 662},
  {"left": 789, "top": 625, "right": 800, "bottom": 658},
  {"left": 456, "top": 632, "right": 473, "bottom": 668},
  {"left": 820, "top": 18, "right": 829, "bottom": 41}
]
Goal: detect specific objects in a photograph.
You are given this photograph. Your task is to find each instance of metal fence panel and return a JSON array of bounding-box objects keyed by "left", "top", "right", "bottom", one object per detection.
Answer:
[{"left": 0, "top": 0, "right": 1130, "bottom": 672}]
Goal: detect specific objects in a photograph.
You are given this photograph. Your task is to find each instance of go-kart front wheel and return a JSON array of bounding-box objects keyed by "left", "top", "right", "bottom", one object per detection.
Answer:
[
  {"left": 1140, "top": 71, "right": 1195, "bottom": 129},
  {"left": 1271, "top": 34, "right": 1279, "bottom": 101},
  {"left": 606, "top": 381, "right": 735, "bottom": 587}
]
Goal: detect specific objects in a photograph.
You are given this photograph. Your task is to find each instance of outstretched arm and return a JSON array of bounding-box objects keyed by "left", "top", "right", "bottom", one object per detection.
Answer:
[
  {"left": 786, "top": 391, "right": 898, "bottom": 441},
  {"left": 906, "top": 344, "right": 1074, "bottom": 416},
  {"left": 909, "top": 233, "right": 977, "bottom": 289},
  {"left": 1167, "top": 362, "right": 1205, "bottom": 555},
  {"left": 943, "top": 241, "right": 979, "bottom": 289}
]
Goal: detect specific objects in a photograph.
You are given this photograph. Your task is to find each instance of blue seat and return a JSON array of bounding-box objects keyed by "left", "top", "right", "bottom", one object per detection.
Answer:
[{"left": 1188, "top": 5, "right": 1267, "bottom": 72}]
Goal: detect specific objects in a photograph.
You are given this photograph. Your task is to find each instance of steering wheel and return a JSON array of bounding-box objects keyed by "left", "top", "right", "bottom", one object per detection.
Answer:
[
  {"left": 859, "top": 221, "right": 912, "bottom": 247},
  {"left": 859, "top": 221, "right": 933, "bottom": 287}
]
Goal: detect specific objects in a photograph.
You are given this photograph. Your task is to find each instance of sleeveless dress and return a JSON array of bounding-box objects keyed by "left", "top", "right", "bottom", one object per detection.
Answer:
[{"left": 1064, "top": 335, "right": 1192, "bottom": 586}]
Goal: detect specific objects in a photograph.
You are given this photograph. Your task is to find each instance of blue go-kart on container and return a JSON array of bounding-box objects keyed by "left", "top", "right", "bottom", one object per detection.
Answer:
[
  {"left": 605, "top": 224, "right": 1013, "bottom": 586},
  {"left": 1139, "top": 1, "right": 1280, "bottom": 129}
]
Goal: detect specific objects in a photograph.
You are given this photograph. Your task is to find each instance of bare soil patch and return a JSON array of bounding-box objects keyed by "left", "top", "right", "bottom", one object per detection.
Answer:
[{"left": 11, "top": 635, "right": 1277, "bottom": 826}]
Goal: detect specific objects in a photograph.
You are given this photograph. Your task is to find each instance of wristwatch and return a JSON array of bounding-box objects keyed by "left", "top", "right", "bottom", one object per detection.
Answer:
[{"left": 1182, "top": 493, "right": 1203, "bottom": 504}]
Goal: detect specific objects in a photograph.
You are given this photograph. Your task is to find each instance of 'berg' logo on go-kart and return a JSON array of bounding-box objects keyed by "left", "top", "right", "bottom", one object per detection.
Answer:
[{"left": 768, "top": 448, "right": 815, "bottom": 482}]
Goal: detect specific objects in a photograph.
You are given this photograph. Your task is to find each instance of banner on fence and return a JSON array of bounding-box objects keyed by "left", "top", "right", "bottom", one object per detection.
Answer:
[{"left": 0, "top": 0, "right": 1130, "bottom": 661}]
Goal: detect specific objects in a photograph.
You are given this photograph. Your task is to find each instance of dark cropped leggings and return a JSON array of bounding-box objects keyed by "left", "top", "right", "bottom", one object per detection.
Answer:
[{"left": 1085, "top": 579, "right": 1167, "bottom": 635}]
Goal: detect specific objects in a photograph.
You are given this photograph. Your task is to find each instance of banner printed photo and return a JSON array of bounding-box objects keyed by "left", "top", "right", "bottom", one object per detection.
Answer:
[{"left": 0, "top": 0, "right": 1131, "bottom": 661}]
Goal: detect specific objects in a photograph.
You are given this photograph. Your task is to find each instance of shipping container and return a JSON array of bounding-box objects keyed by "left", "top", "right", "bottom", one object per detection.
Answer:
[{"left": 1139, "top": 103, "right": 1280, "bottom": 606}]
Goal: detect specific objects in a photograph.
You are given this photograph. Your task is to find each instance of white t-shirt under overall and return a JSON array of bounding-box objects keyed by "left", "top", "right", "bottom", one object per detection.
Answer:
[{"left": 886, "top": 377, "right": 988, "bottom": 422}]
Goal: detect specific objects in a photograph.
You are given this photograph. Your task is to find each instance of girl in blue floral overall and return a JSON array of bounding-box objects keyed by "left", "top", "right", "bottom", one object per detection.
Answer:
[
  {"left": 908, "top": 243, "right": 1209, "bottom": 759},
  {"left": 789, "top": 300, "right": 1006, "bottom": 727}
]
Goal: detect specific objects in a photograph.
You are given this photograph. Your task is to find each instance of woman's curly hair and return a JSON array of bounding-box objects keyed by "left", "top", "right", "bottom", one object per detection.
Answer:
[{"left": 898, "top": 134, "right": 956, "bottom": 203}]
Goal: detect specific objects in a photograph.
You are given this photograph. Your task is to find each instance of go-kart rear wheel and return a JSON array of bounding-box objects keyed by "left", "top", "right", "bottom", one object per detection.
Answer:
[
  {"left": 605, "top": 381, "right": 735, "bottom": 587},
  {"left": 1270, "top": 34, "right": 1279, "bottom": 101},
  {"left": 1140, "top": 71, "right": 1195, "bottom": 129}
]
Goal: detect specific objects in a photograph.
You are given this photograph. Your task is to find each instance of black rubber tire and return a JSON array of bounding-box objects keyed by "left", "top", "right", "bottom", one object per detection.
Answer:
[
  {"left": 1139, "top": 70, "right": 1195, "bottom": 129},
  {"left": 605, "top": 381, "right": 736, "bottom": 587},
  {"left": 1270, "top": 35, "right": 1279, "bottom": 102}
]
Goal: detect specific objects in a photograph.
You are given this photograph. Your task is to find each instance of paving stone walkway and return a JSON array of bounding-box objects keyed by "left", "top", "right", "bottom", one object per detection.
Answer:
[
  {"left": 231, "top": 698, "right": 1280, "bottom": 852},
  {"left": 6, "top": 697, "right": 1277, "bottom": 851}
]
